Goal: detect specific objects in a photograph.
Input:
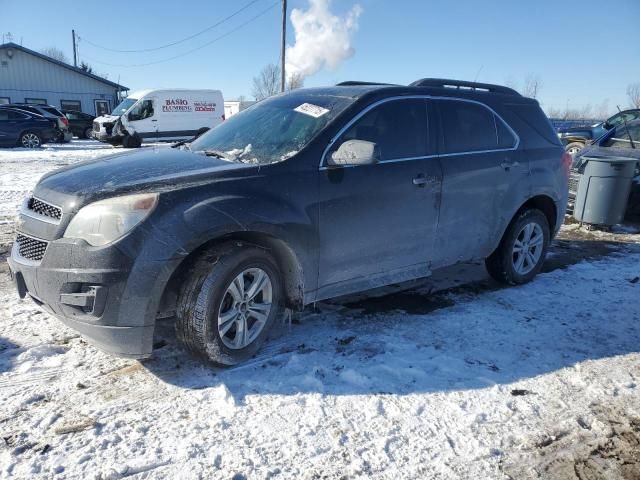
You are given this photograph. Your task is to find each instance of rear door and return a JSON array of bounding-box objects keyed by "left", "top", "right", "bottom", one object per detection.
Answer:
[
  {"left": 317, "top": 97, "right": 442, "bottom": 298},
  {"left": 433, "top": 98, "right": 523, "bottom": 267}
]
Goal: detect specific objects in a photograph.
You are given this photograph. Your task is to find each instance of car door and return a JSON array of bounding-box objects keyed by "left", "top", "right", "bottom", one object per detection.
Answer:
[
  {"left": 432, "top": 98, "right": 524, "bottom": 267},
  {"left": 0, "top": 109, "right": 29, "bottom": 145},
  {"left": 126, "top": 98, "right": 157, "bottom": 139},
  {"left": 316, "top": 97, "right": 442, "bottom": 299}
]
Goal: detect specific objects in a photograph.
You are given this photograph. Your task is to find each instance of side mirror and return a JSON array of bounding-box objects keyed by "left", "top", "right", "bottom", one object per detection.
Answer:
[{"left": 328, "top": 139, "right": 380, "bottom": 166}]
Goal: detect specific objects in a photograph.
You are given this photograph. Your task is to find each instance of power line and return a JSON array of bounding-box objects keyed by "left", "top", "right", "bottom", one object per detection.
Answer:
[
  {"left": 81, "top": 2, "right": 279, "bottom": 68},
  {"left": 79, "top": 0, "right": 264, "bottom": 53}
]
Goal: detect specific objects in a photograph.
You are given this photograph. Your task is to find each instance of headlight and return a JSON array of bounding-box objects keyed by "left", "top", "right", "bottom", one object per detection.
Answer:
[{"left": 64, "top": 193, "right": 158, "bottom": 246}]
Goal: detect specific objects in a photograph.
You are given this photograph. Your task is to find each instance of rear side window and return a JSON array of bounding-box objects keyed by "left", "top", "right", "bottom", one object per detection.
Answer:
[
  {"left": 8, "top": 110, "right": 29, "bottom": 120},
  {"left": 439, "top": 100, "right": 502, "bottom": 153},
  {"left": 496, "top": 116, "right": 517, "bottom": 148},
  {"left": 340, "top": 99, "right": 429, "bottom": 160}
]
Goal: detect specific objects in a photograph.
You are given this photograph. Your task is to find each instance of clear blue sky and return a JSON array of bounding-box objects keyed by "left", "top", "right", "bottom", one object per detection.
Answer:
[{"left": 3, "top": 0, "right": 639, "bottom": 115}]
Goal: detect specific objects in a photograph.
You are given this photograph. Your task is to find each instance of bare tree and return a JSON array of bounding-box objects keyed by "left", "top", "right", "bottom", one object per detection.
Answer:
[
  {"left": 287, "top": 72, "right": 305, "bottom": 91},
  {"left": 79, "top": 61, "right": 93, "bottom": 73},
  {"left": 522, "top": 73, "right": 543, "bottom": 99},
  {"left": 628, "top": 83, "right": 640, "bottom": 109},
  {"left": 40, "top": 47, "right": 68, "bottom": 63},
  {"left": 252, "top": 64, "right": 281, "bottom": 101},
  {"left": 252, "top": 64, "right": 305, "bottom": 101}
]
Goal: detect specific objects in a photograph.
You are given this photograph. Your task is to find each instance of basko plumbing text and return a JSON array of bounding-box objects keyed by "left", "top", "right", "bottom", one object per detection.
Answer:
[{"left": 162, "top": 99, "right": 217, "bottom": 112}]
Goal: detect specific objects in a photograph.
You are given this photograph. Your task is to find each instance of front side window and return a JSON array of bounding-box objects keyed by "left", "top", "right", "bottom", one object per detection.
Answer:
[
  {"left": 604, "top": 123, "right": 640, "bottom": 148},
  {"left": 606, "top": 111, "right": 640, "bottom": 129},
  {"left": 336, "top": 99, "right": 429, "bottom": 161},
  {"left": 128, "top": 100, "right": 154, "bottom": 120},
  {"left": 439, "top": 100, "right": 511, "bottom": 153}
]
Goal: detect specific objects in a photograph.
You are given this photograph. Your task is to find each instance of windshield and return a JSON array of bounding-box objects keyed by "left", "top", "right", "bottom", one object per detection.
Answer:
[
  {"left": 111, "top": 98, "right": 138, "bottom": 116},
  {"left": 190, "top": 93, "right": 356, "bottom": 165}
]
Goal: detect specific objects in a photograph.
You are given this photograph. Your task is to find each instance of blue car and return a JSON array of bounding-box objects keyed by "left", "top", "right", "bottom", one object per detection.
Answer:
[
  {"left": 558, "top": 109, "right": 640, "bottom": 156},
  {"left": 0, "top": 106, "right": 59, "bottom": 148}
]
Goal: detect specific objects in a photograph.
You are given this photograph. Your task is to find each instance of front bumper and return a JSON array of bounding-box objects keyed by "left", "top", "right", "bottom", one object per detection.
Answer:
[{"left": 6, "top": 238, "right": 156, "bottom": 358}]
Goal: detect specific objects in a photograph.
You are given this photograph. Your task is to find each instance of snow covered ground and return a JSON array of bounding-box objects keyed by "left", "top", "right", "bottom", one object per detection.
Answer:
[{"left": 1, "top": 142, "right": 640, "bottom": 479}]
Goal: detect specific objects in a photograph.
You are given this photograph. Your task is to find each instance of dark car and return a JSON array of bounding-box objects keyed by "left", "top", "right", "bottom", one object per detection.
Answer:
[
  {"left": 567, "top": 119, "right": 640, "bottom": 218},
  {"left": 0, "top": 107, "right": 59, "bottom": 147},
  {"left": 558, "top": 109, "right": 640, "bottom": 156},
  {"left": 1, "top": 104, "right": 72, "bottom": 143},
  {"left": 62, "top": 110, "right": 95, "bottom": 139},
  {"left": 7, "top": 79, "right": 569, "bottom": 365}
]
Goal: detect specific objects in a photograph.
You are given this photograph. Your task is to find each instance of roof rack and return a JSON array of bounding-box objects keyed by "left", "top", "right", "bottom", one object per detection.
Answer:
[
  {"left": 336, "top": 81, "right": 397, "bottom": 87},
  {"left": 409, "top": 78, "right": 520, "bottom": 96}
]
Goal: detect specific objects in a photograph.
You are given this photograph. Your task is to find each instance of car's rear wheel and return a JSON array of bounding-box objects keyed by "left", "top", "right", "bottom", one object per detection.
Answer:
[
  {"left": 565, "top": 142, "right": 584, "bottom": 156},
  {"left": 485, "top": 209, "right": 550, "bottom": 285},
  {"left": 176, "top": 244, "right": 284, "bottom": 365},
  {"left": 19, "top": 131, "right": 42, "bottom": 148}
]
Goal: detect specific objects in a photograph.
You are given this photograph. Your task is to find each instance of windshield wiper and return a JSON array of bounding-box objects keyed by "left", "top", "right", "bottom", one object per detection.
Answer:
[
  {"left": 202, "top": 149, "right": 231, "bottom": 160},
  {"left": 172, "top": 140, "right": 191, "bottom": 150},
  {"left": 616, "top": 105, "right": 636, "bottom": 149}
]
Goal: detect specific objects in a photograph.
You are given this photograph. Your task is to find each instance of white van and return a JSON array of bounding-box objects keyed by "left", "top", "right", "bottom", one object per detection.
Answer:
[{"left": 92, "top": 89, "right": 224, "bottom": 147}]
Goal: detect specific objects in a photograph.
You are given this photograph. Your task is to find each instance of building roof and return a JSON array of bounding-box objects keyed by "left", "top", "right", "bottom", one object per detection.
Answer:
[{"left": 0, "top": 42, "right": 128, "bottom": 90}]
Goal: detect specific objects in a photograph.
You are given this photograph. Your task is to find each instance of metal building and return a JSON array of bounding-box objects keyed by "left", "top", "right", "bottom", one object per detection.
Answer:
[{"left": 0, "top": 42, "right": 127, "bottom": 116}]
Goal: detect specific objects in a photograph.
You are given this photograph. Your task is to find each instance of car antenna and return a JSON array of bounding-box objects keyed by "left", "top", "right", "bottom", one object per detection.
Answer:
[{"left": 616, "top": 105, "right": 636, "bottom": 149}]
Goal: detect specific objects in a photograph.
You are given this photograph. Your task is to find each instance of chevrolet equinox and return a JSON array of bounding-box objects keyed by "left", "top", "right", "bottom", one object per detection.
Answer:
[{"left": 7, "top": 79, "right": 570, "bottom": 365}]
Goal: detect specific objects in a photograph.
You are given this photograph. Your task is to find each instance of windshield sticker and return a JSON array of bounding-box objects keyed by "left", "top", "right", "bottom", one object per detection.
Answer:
[{"left": 294, "top": 103, "right": 330, "bottom": 118}]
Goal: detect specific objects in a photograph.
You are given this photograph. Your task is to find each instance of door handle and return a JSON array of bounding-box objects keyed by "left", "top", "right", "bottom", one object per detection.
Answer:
[
  {"left": 413, "top": 174, "right": 429, "bottom": 187},
  {"left": 501, "top": 160, "right": 520, "bottom": 171}
]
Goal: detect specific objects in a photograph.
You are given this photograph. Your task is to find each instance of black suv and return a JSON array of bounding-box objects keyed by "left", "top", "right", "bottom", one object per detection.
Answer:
[
  {"left": 7, "top": 79, "right": 569, "bottom": 365},
  {"left": 61, "top": 109, "right": 95, "bottom": 139}
]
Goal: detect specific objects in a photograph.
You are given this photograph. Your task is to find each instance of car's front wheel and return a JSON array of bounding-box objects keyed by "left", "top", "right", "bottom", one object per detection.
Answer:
[
  {"left": 565, "top": 142, "right": 584, "bottom": 156},
  {"left": 176, "top": 244, "right": 284, "bottom": 365},
  {"left": 84, "top": 127, "right": 93, "bottom": 139},
  {"left": 19, "top": 131, "right": 42, "bottom": 148},
  {"left": 485, "top": 209, "right": 550, "bottom": 285}
]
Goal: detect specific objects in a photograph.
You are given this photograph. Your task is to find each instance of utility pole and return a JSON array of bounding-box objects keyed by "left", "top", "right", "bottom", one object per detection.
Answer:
[
  {"left": 280, "top": 0, "right": 287, "bottom": 92},
  {"left": 72, "top": 29, "right": 77, "bottom": 67}
]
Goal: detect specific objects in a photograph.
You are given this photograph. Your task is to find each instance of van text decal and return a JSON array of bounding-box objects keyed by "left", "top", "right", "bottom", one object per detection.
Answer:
[
  {"left": 163, "top": 99, "right": 192, "bottom": 112},
  {"left": 194, "top": 101, "right": 216, "bottom": 112}
]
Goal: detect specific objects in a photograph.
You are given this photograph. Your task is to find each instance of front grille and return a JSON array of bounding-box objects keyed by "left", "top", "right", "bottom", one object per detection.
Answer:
[
  {"left": 568, "top": 171, "right": 580, "bottom": 194},
  {"left": 16, "top": 234, "right": 48, "bottom": 262},
  {"left": 93, "top": 121, "right": 100, "bottom": 132},
  {"left": 27, "top": 197, "right": 62, "bottom": 221}
]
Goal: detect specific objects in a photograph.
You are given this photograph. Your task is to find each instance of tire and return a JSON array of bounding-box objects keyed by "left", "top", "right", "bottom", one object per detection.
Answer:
[
  {"left": 83, "top": 127, "right": 93, "bottom": 139},
  {"left": 565, "top": 142, "right": 584, "bottom": 156},
  {"left": 485, "top": 209, "right": 550, "bottom": 285},
  {"left": 122, "top": 134, "right": 141, "bottom": 148},
  {"left": 176, "top": 243, "right": 284, "bottom": 366},
  {"left": 19, "top": 131, "right": 42, "bottom": 148}
]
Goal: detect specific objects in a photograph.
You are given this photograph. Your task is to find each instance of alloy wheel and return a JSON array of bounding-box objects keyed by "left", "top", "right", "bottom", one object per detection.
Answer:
[
  {"left": 21, "top": 133, "right": 40, "bottom": 148},
  {"left": 217, "top": 268, "right": 273, "bottom": 349},
  {"left": 512, "top": 222, "right": 544, "bottom": 275}
]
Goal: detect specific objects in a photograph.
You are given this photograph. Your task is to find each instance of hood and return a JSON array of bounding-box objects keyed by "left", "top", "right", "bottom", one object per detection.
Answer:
[
  {"left": 559, "top": 126, "right": 594, "bottom": 136},
  {"left": 94, "top": 114, "right": 120, "bottom": 124},
  {"left": 34, "top": 148, "right": 255, "bottom": 209}
]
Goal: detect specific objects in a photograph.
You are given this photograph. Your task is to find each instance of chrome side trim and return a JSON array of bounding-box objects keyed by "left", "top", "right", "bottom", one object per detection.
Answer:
[{"left": 319, "top": 95, "right": 521, "bottom": 169}]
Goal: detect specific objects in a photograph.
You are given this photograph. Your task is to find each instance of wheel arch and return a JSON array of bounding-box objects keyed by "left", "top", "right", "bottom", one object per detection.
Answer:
[{"left": 157, "top": 231, "right": 305, "bottom": 318}]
